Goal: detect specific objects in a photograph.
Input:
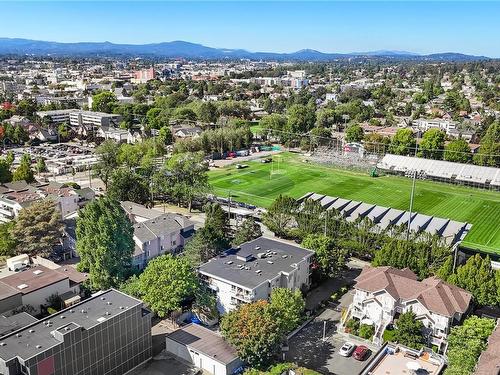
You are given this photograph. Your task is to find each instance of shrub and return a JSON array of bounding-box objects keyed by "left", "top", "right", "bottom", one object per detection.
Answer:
[
  {"left": 345, "top": 318, "right": 360, "bottom": 335},
  {"left": 382, "top": 328, "right": 396, "bottom": 342},
  {"left": 358, "top": 324, "right": 375, "bottom": 339}
]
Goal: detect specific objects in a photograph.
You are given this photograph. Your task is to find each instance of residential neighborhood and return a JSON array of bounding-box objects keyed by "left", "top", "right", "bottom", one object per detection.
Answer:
[{"left": 0, "top": 2, "right": 499, "bottom": 375}]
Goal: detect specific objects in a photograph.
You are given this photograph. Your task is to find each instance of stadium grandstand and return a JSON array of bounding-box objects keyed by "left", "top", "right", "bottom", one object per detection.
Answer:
[
  {"left": 378, "top": 154, "right": 500, "bottom": 190},
  {"left": 298, "top": 192, "right": 471, "bottom": 247}
]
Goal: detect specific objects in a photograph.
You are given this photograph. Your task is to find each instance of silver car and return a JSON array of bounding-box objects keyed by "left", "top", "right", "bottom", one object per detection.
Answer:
[{"left": 338, "top": 342, "right": 356, "bottom": 357}]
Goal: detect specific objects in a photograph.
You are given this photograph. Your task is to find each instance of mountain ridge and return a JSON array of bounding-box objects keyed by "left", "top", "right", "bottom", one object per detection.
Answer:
[{"left": 0, "top": 38, "right": 491, "bottom": 61}]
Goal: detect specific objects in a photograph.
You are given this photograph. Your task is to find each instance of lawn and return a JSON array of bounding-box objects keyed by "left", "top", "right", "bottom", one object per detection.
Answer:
[{"left": 208, "top": 152, "right": 500, "bottom": 254}]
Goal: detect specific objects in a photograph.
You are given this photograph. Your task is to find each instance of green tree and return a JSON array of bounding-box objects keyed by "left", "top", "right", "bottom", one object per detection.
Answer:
[
  {"left": 473, "top": 121, "right": 500, "bottom": 167},
  {"left": 345, "top": 124, "right": 364, "bottom": 143},
  {"left": 9, "top": 200, "right": 62, "bottom": 257},
  {"left": 94, "top": 140, "right": 121, "bottom": 188},
  {"left": 418, "top": 128, "right": 445, "bottom": 159},
  {"left": 448, "top": 254, "right": 497, "bottom": 306},
  {"left": 259, "top": 114, "right": 287, "bottom": 139},
  {"left": 444, "top": 316, "right": 496, "bottom": 375},
  {"left": 302, "top": 234, "right": 347, "bottom": 278},
  {"left": 0, "top": 221, "right": 16, "bottom": 256},
  {"left": 269, "top": 288, "right": 305, "bottom": 334},
  {"left": 160, "top": 152, "right": 210, "bottom": 211},
  {"left": 91, "top": 91, "right": 118, "bottom": 113},
  {"left": 262, "top": 195, "right": 298, "bottom": 237},
  {"left": 36, "top": 157, "right": 47, "bottom": 173},
  {"left": 316, "top": 108, "right": 340, "bottom": 128},
  {"left": 76, "top": 197, "right": 134, "bottom": 290},
  {"left": 137, "top": 254, "right": 199, "bottom": 317},
  {"left": 0, "top": 157, "right": 12, "bottom": 183},
  {"left": 107, "top": 169, "right": 150, "bottom": 205},
  {"left": 285, "top": 104, "right": 316, "bottom": 141},
  {"left": 389, "top": 128, "right": 416, "bottom": 155},
  {"left": 157, "top": 126, "right": 173, "bottom": 146},
  {"left": 392, "top": 311, "right": 425, "bottom": 350},
  {"left": 233, "top": 217, "right": 262, "bottom": 246},
  {"left": 183, "top": 226, "right": 228, "bottom": 266},
  {"left": 444, "top": 138, "right": 472, "bottom": 163},
  {"left": 146, "top": 107, "right": 170, "bottom": 130},
  {"left": 198, "top": 101, "right": 218, "bottom": 124},
  {"left": 220, "top": 300, "right": 283, "bottom": 369},
  {"left": 12, "top": 153, "right": 35, "bottom": 183}
]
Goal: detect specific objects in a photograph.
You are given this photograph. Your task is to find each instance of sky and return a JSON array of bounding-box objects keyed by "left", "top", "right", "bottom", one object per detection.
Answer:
[{"left": 0, "top": 1, "right": 499, "bottom": 57}]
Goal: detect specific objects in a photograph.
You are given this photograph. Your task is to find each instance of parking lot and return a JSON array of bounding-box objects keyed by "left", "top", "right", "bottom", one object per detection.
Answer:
[{"left": 287, "top": 294, "right": 378, "bottom": 375}]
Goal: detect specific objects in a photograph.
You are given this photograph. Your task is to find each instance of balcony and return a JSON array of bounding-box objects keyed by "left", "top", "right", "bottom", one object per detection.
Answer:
[{"left": 233, "top": 290, "right": 255, "bottom": 302}]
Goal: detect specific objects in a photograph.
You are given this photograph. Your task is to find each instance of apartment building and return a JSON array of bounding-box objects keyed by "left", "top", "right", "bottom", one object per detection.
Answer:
[
  {"left": 198, "top": 237, "right": 314, "bottom": 314},
  {"left": 132, "top": 213, "right": 195, "bottom": 270},
  {"left": 349, "top": 266, "right": 471, "bottom": 350},
  {"left": 0, "top": 289, "right": 152, "bottom": 375},
  {"left": 120, "top": 201, "right": 195, "bottom": 270},
  {"left": 0, "top": 181, "right": 80, "bottom": 223},
  {"left": 414, "top": 118, "right": 458, "bottom": 135},
  {"left": 36, "top": 109, "right": 121, "bottom": 129}
]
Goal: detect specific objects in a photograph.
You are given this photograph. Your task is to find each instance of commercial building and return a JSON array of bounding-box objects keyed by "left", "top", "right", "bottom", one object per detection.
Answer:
[
  {"left": 349, "top": 266, "right": 471, "bottom": 350},
  {"left": 165, "top": 323, "right": 242, "bottom": 375},
  {"left": 0, "top": 265, "right": 87, "bottom": 315},
  {"left": 0, "top": 289, "right": 152, "bottom": 375},
  {"left": 36, "top": 109, "right": 121, "bottom": 129},
  {"left": 198, "top": 237, "right": 314, "bottom": 314}
]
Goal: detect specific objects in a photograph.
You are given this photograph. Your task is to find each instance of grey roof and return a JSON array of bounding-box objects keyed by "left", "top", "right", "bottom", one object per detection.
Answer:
[
  {"left": 0, "top": 289, "right": 143, "bottom": 362},
  {"left": 199, "top": 237, "right": 314, "bottom": 290},
  {"left": 297, "top": 193, "right": 470, "bottom": 246},
  {"left": 120, "top": 201, "right": 163, "bottom": 222},
  {"left": 133, "top": 213, "right": 194, "bottom": 243},
  {"left": 166, "top": 323, "right": 239, "bottom": 365},
  {"left": 0, "top": 313, "right": 38, "bottom": 338}
]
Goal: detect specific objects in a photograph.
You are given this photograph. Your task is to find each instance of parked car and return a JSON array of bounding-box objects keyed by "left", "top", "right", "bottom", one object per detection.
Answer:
[
  {"left": 338, "top": 342, "right": 356, "bottom": 357},
  {"left": 353, "top": 345, "right": 370, "bottom": 361}
]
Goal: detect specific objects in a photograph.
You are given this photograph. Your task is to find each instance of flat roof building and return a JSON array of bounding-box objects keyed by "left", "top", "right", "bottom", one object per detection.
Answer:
[
  {"left": 0, "top": 289, "right": 152, "bottom": 375},
  {"left": 199, "top": 237, "right": 314, "bottom": 314}
]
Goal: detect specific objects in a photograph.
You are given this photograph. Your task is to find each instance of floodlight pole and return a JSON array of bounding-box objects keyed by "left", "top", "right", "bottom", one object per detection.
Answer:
[{"left": 406, "top": 170, "right": 417, "bottom": 241}]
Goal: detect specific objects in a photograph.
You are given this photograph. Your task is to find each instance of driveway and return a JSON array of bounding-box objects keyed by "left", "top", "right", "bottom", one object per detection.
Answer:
[
  {"left": 287, "top": 291, "right": 378, "bottom": 375},
  {"left": 128, "top": 352, "right": 197, "bottom": 375}
]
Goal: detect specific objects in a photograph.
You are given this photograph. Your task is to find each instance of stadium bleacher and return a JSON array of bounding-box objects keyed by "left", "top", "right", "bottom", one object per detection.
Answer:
[
  {"left": 378, "top": 154, "right": 500, "bottom": 190},
  {"left": 298, "top": 192, "right": 471, "bottom": 246}
]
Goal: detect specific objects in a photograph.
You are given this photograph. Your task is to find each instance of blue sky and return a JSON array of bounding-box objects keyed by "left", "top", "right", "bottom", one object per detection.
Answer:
[{"left": 0, "top": 1, "right": 499, "bottom": 57}]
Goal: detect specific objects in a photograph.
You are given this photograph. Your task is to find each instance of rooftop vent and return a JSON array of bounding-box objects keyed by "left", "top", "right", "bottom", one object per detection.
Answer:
[
  {"left": 255, "top": 246, "right": 261, "bottom": 250},
  {"left": 100, "top": 297, "right": 105, "bottom": 301},
  {"left": 80, "top": 309, "right": 86, "bottom": 314},
  {"left": 255, "top": 270, "right": 262, "bottom": 274},
  {"left": 15, "top": 333, "right": 21, "bottom": 338},
  {"left": 97, "top": 317, "right": 106, "bottom": 323},
  {"left": 105, "top": 312, "right": 111, "bottom": 316},
  {"left": 119, "top": 306, "right": 124, "bottom": 309},
  {"left": 69, "top": 309, "right": 74, "bottom": 313},
  {"left": 33, "top": 270, "right": 43, "bottom": 275},
  {"left": 28, "top": 329, "right": 35, "bottom": 333},
  {"left": 17, "top": 284, "right": 28, "bottom": 290},
  {"left": 257, "top": 253, "right": 266, "bottom": 259},
  {"left": 36, "top": 345, "right": 42, "bottom": 349},
  {"left": 227, "top": 261, "right": 233, "bottom": 265},
  {"left": 0, "top": 343, "right": 5, "bottom": 346},
  {"left": 267, "top": 261, "right": 274, "bottom": 264},
  {"left": 60, "top": 315, "right": 65, "bottom": 319},
  {"left": 106, "top": 301, "right": 112, "bottom": 305},
  {"left": 282, "top": 255, "right": 288, "bottom": 259}
]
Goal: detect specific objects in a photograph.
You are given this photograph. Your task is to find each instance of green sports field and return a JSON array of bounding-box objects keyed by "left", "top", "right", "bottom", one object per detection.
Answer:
[{"left": 208, "top": 152, "right": 500, "bottom": 255}]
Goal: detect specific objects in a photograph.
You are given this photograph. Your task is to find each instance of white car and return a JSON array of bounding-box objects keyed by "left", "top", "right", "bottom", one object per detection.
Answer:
[{"left": 339, "top": 342, "right": 356, "bottom": 357}]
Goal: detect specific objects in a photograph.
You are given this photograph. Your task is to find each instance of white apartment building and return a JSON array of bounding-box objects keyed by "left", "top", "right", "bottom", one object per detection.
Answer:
[
  {"left": 36, "top": 109, "right": 121, "bottom": 128},
  {"left": 198, "top": 237, "right": 314, "bottom": 314},
  {"left": 414, "top": 118, "right": 457, "bottom": 135},
  {"left": 349, "top": 266, "right": 472, "bottom": 350}
]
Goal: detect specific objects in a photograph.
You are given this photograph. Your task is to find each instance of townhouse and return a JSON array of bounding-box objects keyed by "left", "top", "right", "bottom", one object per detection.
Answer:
[{"left": 349, "top": 266, "right": 472, "bottom": 350}]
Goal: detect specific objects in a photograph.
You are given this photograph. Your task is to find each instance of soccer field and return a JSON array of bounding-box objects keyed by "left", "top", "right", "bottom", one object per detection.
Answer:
[{"left": 208, "top": 152, "right": 500, "bottom": 255}]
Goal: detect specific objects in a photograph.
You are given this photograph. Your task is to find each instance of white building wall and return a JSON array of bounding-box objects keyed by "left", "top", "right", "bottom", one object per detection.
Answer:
[{"left": 21, "top": 278, "right": 71, "bottom": 313}]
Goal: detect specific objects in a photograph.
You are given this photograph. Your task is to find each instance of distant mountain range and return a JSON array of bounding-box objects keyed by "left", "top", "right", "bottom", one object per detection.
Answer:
[{"left": 0, "top": 38, "right": 491, "bottom": 61}]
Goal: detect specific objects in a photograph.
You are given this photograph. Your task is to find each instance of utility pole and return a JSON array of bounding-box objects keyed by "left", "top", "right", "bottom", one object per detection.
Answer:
[{"left": 228, "top": 190, "right": 232, "bottom": 224}]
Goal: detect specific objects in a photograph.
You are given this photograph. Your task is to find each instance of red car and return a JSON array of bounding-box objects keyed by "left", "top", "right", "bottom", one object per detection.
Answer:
[{"left": 353, "top": 345, "right": 370, "bottom": 361}]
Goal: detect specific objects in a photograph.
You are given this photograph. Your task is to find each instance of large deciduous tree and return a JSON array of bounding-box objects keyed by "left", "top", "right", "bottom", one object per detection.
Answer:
[
  {"left": 444, "top": 138, "right": 472, "bottom": 163},
  {"left": 13, "top": 154, "right": 35, "bottom": 183},
  {"left": 269, "top": 288, "right": 305, "bottom": 334},
  {"left": 136, "top": 254, "right": 199, "bottom": 317},
  {"left": 389, "top": 128, "right": 416, "bottom": 155},
  {"left": 94, "top": 140, "right": 121, "bottom": 188},
  {"left": 302, "top": 234, "right": 347, "bottom": 279},
  {"left": 76, "top": 197, "right": 134, "bottom": 290},
  {"left": 418, "top": 128, "right": 446, "bottom": 160},
  {"left": 91, "top": 91, "right": 118, "bottom": 113},
  {"left": 10, "top": 200, "right": 62, "bottom": 256},
  {"left": 107, "top": 169, "right": 150, "bottom": 205},
  {"left": 233, "top": 217, "right": 262, "bottom": 246},
  {"left": 220, "top": 300, "right": 283, "bottom": 369}
]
